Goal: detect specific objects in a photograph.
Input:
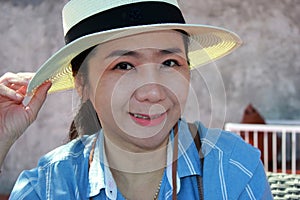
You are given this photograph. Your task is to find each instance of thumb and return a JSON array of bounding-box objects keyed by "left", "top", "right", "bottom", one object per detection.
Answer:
[{"left": 25, "top": 82, "right": 52, "bottom": 123}]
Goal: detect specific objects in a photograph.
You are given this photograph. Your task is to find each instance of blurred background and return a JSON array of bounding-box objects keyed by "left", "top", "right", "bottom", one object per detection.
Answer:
[{"left": 0, "top": 0, "right": 299, "bottom": 194}]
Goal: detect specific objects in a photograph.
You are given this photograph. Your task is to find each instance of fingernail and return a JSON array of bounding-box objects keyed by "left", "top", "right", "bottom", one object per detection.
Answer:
[
  {"left": 16, "top": 93, "right": 23, "bottom": 100},
  {"left": 43, "top": 81, "right": 52, "bottom": 90}
]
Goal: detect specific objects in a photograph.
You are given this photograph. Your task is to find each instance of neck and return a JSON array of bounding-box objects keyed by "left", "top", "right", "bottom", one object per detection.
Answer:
[
  {"left": 111, "top": 167, "right": 164, "bottom": 200},
  {"left": 104, "top": 134, "right": 168, "bottom": 173},
  {"left": 104, "top": 136, "right": 167, "bottom": 200}
]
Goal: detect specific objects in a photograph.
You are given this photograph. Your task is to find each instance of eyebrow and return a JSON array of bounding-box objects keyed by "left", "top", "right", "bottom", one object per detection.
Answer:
[
  {"left": 105, "top": 48, "right": 184, "bottom": 59},
  {"left": 160, "top": 48, "right": 183, "bottom": 55}
]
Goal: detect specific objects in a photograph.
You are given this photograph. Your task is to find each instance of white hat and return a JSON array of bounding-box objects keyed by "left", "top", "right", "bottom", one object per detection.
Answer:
[{"left": 27, "top": 0, "right": 242, "bottom": 95}]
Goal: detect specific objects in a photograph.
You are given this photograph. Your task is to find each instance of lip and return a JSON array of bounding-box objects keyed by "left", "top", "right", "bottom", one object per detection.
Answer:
[{"left": 129, "top": 112, "right": 167, "bottom": 127}]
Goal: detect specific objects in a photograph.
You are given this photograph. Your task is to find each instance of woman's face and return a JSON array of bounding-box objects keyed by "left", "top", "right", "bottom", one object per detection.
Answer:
[{"left": 86, "top": 30, "right": 190, "bottom": 151}]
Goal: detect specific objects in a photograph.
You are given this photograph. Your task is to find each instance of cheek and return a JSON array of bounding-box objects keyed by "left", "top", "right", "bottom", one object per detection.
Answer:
[
  {"left": 87, "top": 71, "right": 114, "bottom": 117},
  {"left": 90, "top": 73, "right": 135, "bottom": 114},
  {"left": 163, "top": 69, "right": 190, "bottom": 108}
]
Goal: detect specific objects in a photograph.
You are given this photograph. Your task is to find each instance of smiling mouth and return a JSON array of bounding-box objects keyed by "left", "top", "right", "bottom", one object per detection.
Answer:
[
  {"left": 129, "top": 112, "right": 167, "bottom": 126},
  {"left": 130, "top": 113, "right": 164, "bottom": 120}
]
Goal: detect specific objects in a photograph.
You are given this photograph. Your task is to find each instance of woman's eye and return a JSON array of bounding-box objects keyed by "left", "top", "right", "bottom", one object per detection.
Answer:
[
  {"left": 113, "top": 62, "right": 135, "bottom": 70},
  {"left": 162, "top": 59, "right": 181, "bottom": 68}
]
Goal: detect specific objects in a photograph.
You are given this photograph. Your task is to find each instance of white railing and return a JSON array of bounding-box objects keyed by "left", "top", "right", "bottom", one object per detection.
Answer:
[{"left": 225, "top": 123, "right": 300, "bottom": 174}]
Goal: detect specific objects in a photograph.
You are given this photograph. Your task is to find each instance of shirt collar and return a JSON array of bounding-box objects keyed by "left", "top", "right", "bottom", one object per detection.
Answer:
[
  {"left": 87, "top": 130, "right": 119, "bottom": 199},
  {"left": 87, "top": 119, "right": 202, "bottom": 199},
  {"left": 87, "top": 131, "right": 105, "bottom": 198},
  {"left": 177, "top": 119, "right": 202, "bottom": 178}
]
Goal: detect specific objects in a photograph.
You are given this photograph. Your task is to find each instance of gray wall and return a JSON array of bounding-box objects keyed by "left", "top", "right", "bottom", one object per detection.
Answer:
[{"left": 0, "top": 0, "right": 299, "bottom": 193}]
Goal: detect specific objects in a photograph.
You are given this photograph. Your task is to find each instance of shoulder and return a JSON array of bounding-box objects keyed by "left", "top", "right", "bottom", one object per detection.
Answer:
[
  {"left": 190, "top": 120, "right": 262, "bottom": 181},
  {"left": 192, "top": 120, "right": 261, "bottom": 163},
  {"left": 10, "top": 133, "right": 99, "bottom": 199},
  {"left": 180, "top": 120, "right": 271, "bottom": 199},
  {"left": 37, "top": 133, "right": 98, "bottom": 168},
  {"left": 198, "top": 126, "right": 272, "bottom": 199}
]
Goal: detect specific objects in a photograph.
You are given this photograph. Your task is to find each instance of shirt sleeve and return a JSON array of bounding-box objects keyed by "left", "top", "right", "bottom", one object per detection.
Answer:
[
  {"left": 9, "top": 137, "right": 91, "bottom": 200},
  {"left": 238, "top": 161, "right": 273, "bottom": 199},
  {"left": 9, "top": 168, "right": 46, "bottom": 200},
  {"left": 221, "top": 130, "right": 273, "bottom": 199}
]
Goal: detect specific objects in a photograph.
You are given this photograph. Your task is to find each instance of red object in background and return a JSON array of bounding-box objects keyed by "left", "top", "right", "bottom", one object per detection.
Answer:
[
  {"left": 0, "top": 195, "right": 9, "bottom": 200},
  {"left": 240, "top": 104, "right": 273, "bottom": 168},
  {"left": 241, "top": 104, "right": 265, "bottom": 124}
]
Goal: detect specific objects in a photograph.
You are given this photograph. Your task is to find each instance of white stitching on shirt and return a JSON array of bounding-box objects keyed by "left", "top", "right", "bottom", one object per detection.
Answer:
[
  {"left": 74, "top": 183, "right": 80, "bottom": 199},
  {"left": 18, "top": 178, "right": 37, "bottom": 200},
  {"left": 229, "top": 159, "right": 253, "bottom": 178},
  {"left": 246, "top": 184, "right": 256, "bottom": 200},
  {"left": 165, "top": 189, "right": 172, "bottom": 199},
  {"left": 218, "top": 150, "right": 228, "bottom": 200},
  {"left": 178, "top": 141, "right": 196, "bottom": 174},
  {"left": 46, "top": 167, "right": 51, "bottom": 200},
  {"left": 202, "top": 138, "right": 228, "bottom": 200}
]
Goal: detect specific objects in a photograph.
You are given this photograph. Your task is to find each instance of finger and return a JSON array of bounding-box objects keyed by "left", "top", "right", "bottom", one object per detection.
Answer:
[
  {"left": 16, "top": 86, "right": 27, "bottom": 96},
  {"left": 8, "top": 83, "right": 27, "bottom": 91},
  {"left": 25, "top": 81, "right": 52, "bottom": 123},
  {"left": 0, "top": 72, "right": 33, "bottom": 86},
  {"left": 16, "top": 72, "right": 35, "bottom": 79},
  {"left": 0, "top": 84, "right": 24, "bottom": 102}
]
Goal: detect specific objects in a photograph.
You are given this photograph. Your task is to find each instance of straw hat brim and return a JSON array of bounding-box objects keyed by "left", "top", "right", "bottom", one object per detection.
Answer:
[{"left": 26, "top": 23, "right": 242, "bottom": 95}]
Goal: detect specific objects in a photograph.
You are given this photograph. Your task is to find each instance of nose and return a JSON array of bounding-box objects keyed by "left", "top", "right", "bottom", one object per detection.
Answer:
[{"left": 134, "top": 83, "right": 166, "bottom": 103}]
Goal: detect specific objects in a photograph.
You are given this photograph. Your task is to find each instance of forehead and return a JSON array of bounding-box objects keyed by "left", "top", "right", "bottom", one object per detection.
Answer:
[{"left": 95, "top": 30, "right": 186, "bottom": 54}]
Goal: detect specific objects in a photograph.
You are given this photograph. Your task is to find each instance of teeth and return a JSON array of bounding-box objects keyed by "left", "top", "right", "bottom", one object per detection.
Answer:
[
  {"left": 133, "top": 113, "right": 149, "bottom": 119},
  {"left": 132, "top": 113, "right": 164, "bottom": 120}
]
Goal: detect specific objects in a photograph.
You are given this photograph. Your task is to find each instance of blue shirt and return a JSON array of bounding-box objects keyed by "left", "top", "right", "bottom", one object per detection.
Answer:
[{"left": 10, "top": 119, "right": 273, "bottom": 199}]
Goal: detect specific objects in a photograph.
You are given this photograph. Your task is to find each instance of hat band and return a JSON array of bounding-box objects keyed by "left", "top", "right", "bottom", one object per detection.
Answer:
[{"left": 65, "top": 2, "right": 185, "bottom": 44}]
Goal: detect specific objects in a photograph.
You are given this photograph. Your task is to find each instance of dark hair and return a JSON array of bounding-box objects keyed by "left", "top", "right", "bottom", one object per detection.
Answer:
[
  {"left": 71, "top": 46, "right": 96, "bottom": 77},
  {"left": 69, "top": 46, "right": 101, "bottom": 140},
  {"left": 68, "top": 30, "right": 190, "bottom": 140},
  {"left": 69, "top": 99, "right": 101, "bottom": 140}
]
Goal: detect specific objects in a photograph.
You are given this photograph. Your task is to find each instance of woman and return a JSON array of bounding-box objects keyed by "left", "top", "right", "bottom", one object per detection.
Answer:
[{"left": 1, "top": 0, "right": 272, "bottom": 199}]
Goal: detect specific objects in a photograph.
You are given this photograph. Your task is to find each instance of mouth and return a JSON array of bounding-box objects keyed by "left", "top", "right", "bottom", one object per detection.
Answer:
[{"left": 129, "top": 112, "right": 167, "bottom": 127}]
